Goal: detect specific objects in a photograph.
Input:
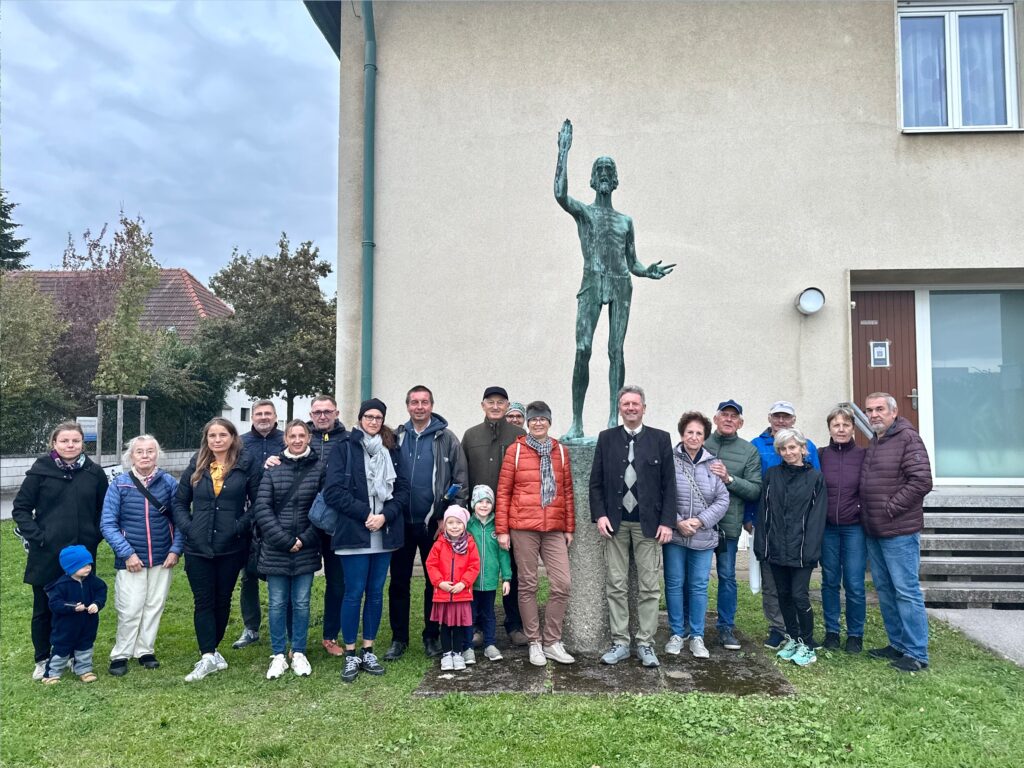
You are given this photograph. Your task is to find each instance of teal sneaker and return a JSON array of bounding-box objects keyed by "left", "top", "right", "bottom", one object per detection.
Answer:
[
  {"left": 776, "top": 637, "right": 798, "bottom": 661},
  {"left": 791, "top": 642, "right": 817, "bottom": 667}
]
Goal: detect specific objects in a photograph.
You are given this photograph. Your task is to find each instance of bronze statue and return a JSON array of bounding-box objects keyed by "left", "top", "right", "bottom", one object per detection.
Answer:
[{"left": 555, "top": 119, "right": 674, "bottom": 441}]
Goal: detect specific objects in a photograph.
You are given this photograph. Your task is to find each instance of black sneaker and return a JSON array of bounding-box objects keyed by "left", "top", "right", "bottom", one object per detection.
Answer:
[
  {"left": 383, "top": 641, "right": 407, "bottom": 661},
  {"left": 891, "top": 655, "right": 928, "bottom": 673},
  {"left": 423, "top": 637, "right": 442, "bottom": 658},
  {"left": 361, "top": 650, "right": 385, "bottom": 676},
  {"left": 340, "top": 653, "right": 361, "bottom": 683},
  {"left": 718, "top": 628, "right": 741, "bottom": 650},
  {"left": 763, "top": 629, "right": 786, "bottom": 649},
  {"left": 868, "top": 645, "right": 904, "bottom": 661},
  {"left": 138, "top": 654, "right": 160, "bottom": 669},
  {"left": 844, "top": 636, "right": 863, "bottom": 654},
  {"left": 108, "top": 659, "right": 129, "bottom": 677},
  {"left": 822, "top": 632, "right": 841, "bottom": 650}
]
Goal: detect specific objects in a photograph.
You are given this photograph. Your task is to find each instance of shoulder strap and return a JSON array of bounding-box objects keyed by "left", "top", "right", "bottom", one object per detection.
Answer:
[
  {"left": 515, "top": 442, "right": 521, "bottom": 470},
  {"left": 127, "top": 472, "right": 171, "bottom": 517},
  {"left": 278, "top": 460, "right": 318, "bottom": 512}
]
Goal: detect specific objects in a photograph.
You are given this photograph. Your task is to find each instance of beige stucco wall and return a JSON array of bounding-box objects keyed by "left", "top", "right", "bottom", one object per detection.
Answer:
[{"left": 334, "top": 1, "right": 1024, "bottom": 444}]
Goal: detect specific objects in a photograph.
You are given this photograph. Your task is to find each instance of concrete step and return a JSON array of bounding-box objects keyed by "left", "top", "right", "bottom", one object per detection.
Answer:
[
  {"left": 924, "top": 512, "right": 1024, "bottom": 529},
  {"left": 921, "top": 533, "right": 1024, "bottom": 552},
  {"left": 920, "top": 556, "right": 1024, "bottom": 577},
  {"left": 922, "top": 581, "right": 1024, "bottom": 606}
]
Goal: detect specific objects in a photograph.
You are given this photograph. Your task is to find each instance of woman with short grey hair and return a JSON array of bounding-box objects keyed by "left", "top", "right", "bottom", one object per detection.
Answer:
[{"left": 100, "top": 434, "right": 182, "bottom": 676}]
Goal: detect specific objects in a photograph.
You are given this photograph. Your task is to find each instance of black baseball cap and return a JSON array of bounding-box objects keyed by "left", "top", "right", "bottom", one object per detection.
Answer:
[{"left": 482, "top": 386, "right": 509, "bottom": 400}]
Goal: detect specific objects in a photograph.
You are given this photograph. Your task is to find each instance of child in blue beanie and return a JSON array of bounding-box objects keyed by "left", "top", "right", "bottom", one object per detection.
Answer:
[{"left": 42, "top": 545, "right": 107, "bottom": 684}]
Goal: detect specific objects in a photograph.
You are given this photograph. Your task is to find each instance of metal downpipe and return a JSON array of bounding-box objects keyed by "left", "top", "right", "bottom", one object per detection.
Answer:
[{"left": 359, "top": 0, "right": 377, "bottom": 400}]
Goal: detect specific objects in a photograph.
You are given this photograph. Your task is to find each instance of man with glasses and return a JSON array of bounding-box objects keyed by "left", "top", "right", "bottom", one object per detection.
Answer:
[
  {"left": 387, "top": 386, "right": 468, "bottom": 660},
  {"left": 232, "top": 400, "right": 285, "bottom": 649},
  {"left": 461, "top": 386, "right": 528, "bottom": 646},
  {"left": 506, "top": 402, "right": 526, "bottom": 428},
  {"left": 704, "top": 399, "right": 762, "bottom": 651},
  {"left": 307, "top": 395, "right": 348, "bottom": 657},
  {"left": 745, "top": 400, "right": 820, "bottom": 649}
]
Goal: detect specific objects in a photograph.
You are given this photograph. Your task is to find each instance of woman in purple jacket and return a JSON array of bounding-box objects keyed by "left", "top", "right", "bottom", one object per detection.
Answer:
[{"left": 817, "top": 406, "right": 867, "bottom": 654}]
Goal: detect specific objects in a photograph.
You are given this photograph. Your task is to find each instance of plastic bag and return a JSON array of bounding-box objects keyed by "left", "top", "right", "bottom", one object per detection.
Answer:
[{"left": 748, "top": 555, "right": 761, "bottom": 594}]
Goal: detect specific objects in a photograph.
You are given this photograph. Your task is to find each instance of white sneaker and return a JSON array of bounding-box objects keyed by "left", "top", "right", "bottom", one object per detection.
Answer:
[
  {"left": 266, "top": 654, "right": 289, "bottom": 680},
  {"left": 543, "top": 641, "right": 575, "bottom": 664},
  {"left": 185, "top": 654, "right": 218, "bottom": 682},
  {"left": 665, "top": 634, "right": 687, "bottom": 655},
  {"left": 528, "top": 642, "right": 547, "bottom": 667},
  {"left": 33, "top": 661, "right": 47, "bottom": 681},
  {"left": 689, "top": 636, "right": 710, "bottom": 659},
  {"left": 483, "top": 645, "right": 503, "bottom": 661},
  {"left": 212, "top": 650, "right": 228, "bottom": 671},
  {"left": 440, "top": 652, "right": 455, "bottom": 671},
  {"left": 452, "top": 653, "right": 467, "bottom": 671},
  {"left": 462, "top": 647, "right": 476, "bottom": 665},
  {"left": 291, "top": 652, "right": 312, "bottom": 677}
]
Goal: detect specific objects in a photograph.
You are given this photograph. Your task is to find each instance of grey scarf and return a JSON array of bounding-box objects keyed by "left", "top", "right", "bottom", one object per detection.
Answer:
[
  {"left": 362, "top": 434, "right": 396, "bottom": 514},
  {"left": 525, "top": 434, "right": 556, "bottom": 508}
]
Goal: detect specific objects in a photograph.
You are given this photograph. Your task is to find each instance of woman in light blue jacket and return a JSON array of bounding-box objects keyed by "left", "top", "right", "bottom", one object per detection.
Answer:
[
  {"left": 664, "top": 412, "right": 729, "bottom": 659},
  {"left": 100, "top": 435, "right": 182, "bottom": 677}
]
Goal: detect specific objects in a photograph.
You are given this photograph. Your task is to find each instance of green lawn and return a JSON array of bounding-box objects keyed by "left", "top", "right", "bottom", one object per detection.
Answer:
[{"left": 1, "top": 520, "right": 1020, "bottom": 768}]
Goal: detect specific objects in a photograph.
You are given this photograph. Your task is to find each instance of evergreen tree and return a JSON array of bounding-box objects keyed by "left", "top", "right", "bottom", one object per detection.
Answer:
[{"left": 0, "top": 188, "right": 30, "bottom": 271}]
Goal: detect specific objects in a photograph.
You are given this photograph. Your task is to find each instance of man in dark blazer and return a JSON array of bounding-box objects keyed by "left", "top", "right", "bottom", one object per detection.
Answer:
[{"left": 589, "top": 385, "right": 677, "bottom": 667}]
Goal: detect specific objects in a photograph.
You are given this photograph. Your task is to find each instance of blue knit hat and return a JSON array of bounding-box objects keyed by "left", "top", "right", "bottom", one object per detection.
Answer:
[{"left": 59, "top": 545, "right": 92, "bottom": 576}]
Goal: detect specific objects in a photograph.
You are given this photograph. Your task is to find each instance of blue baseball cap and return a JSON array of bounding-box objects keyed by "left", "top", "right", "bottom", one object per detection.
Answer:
[{"left": 716, "top": 399, "right": 743, "bottom": 415}]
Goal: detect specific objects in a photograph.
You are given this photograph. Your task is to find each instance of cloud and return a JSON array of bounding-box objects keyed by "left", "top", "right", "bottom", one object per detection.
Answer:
[{"left": 1, "top": 0, "right": 339, "bottom": 287}]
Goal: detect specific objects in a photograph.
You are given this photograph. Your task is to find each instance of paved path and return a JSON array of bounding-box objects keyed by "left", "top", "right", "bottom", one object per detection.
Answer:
[{"left": 928, "top": 608, "right": 1024, "bottom": 667}]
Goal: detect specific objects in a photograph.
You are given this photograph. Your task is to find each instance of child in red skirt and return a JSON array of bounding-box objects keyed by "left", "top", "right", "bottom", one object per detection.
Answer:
[{"left": 425, "top": 507, "right": 480, "bottom": 671}]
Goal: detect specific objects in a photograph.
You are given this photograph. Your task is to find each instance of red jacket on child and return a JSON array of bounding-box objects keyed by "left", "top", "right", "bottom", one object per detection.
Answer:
[{"left": 426, "top": 536, "right": 480, "bottom": 604}]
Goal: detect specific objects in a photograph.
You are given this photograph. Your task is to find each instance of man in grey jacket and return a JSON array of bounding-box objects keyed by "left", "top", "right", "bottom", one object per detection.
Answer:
[{"left": 385, "top": 385, "right": 468, "bottom": 660}]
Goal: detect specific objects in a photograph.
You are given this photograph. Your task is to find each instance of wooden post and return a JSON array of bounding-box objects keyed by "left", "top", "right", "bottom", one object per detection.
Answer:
[{"left": 95, "top": 398, "right": 104, "bottom": 463}]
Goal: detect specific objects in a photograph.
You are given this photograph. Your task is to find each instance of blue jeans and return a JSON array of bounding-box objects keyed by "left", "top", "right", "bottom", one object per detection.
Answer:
[
  {"left": 466, "top": 589, "right": 497, "bottom": 647},
  {"left": 866, "top": 533, "right": 929, "bottom": 664},
  {"left": 339, "top": 552, "right": 391, "bottom": 646},
  {"left": 714, "top": 536, "right": 739, "bottom": 630},
  {"left": 266, "top": 573, "right": 313, "bottom": 655},
  {"left": 664, "top": 544, "right": 713, "bottom": 638},
  {"left": 821, "top": 524, "right": 867, "bottom": 637}
]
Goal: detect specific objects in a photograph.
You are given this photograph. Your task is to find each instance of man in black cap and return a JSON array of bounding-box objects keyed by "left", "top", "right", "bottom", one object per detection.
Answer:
[
  {"left": 461, "top": 386, "right": 528, "bottom": 645},
  {"left": 704, "top": 399, "right": 762, "bottom": 651}
]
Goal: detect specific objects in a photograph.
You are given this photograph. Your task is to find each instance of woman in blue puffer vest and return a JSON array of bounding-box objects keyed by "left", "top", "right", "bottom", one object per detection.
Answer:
[{"left": 100, "top": 435, "right": 182, "bottom": 676}]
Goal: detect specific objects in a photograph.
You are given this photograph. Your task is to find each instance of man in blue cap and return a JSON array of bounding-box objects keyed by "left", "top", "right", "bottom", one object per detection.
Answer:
[{"left": 704, "top": 400, "right": 763, "bottom": 651}]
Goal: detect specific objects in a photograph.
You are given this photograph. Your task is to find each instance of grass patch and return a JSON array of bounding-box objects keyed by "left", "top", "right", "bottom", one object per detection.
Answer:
[{"left": 1, "top": 520, "right": 1021, "bottom": 767}]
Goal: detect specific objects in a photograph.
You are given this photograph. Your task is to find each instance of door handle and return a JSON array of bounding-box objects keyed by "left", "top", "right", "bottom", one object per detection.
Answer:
[{"left": 907, "top": 387, "right": 919, "bottom": 411}]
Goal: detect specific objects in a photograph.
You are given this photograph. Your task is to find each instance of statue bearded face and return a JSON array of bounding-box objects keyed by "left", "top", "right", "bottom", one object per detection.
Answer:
[{"left": 590, "top": 157, "right": 618, "bottom": 193}]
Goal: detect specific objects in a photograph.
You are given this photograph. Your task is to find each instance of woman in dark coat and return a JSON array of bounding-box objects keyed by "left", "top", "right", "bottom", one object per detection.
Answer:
[
  {"left": 12, "top": 421, "right": 109, "bottom": 680},
  {"left": 253, "top": 419, "right": 323, "bottom": 679},
  {"left": 173, "top": 417, "right": 259, "bottom": 682},
  {"left": 755, "top": 427, "right": 827, "bottom": 667},
  {"left": 324, "top": 398, "right": 409, "bottom": 684}
]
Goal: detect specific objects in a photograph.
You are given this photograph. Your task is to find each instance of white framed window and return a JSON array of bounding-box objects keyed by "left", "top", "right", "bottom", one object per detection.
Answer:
[{"left": 898, "top": 3, "right": 1020, "bottom": 130}]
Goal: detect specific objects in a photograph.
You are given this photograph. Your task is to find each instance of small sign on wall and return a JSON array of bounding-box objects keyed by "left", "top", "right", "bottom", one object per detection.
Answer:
[
  {"left": 870, "top": 340, "right": 890, "bottom": 368},
  {"left": 77, "top": 416, "right": 98, "bottom": 442}
]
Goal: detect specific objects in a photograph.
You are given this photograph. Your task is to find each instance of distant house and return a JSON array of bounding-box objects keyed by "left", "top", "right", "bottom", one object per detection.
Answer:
[{"left": 15, "top": 268, "right": 311, "bottom": 430}]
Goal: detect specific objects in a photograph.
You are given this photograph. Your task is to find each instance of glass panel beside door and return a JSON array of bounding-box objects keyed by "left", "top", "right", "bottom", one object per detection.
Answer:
[{"left": 930, "top": 290, "right": 1024, "bottom": 479}]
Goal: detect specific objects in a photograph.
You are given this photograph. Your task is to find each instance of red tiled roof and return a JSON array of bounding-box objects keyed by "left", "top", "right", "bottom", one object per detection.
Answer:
[{"left": 12, "top": 268, "right": 233, "bottom": 342}]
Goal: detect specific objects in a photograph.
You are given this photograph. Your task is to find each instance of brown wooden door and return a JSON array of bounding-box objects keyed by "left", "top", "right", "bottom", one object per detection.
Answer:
[{"left": 851, "top": 291, "right": 919, "bottom": 436}]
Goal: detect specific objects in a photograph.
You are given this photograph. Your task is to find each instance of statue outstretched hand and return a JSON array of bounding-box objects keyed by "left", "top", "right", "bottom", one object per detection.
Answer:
[
  {"left": 645, "top": 260, "right": 676, "bottom": 279},
  {"left": 558, "top": 119, "right": 573, "bottom": 153}
]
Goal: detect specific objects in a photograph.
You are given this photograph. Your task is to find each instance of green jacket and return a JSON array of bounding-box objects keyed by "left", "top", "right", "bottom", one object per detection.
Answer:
[
  {"left": 467, "top": 514, "right": 511, "bottom": 591},
  {"left": 704, "top": 431, "right": 762, "bottom": 539}
]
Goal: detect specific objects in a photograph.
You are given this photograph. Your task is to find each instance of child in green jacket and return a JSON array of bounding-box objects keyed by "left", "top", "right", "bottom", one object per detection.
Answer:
[{"left": 466, "top": 485, "right": 511, "bottom": 661}]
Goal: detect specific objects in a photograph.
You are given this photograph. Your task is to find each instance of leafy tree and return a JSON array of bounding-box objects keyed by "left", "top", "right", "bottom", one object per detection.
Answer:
[
  {"left": 208, "top": 233, "right": 335, "bottom": 420},
  {"left": 0, "top": 274, "right": 71, "bottom": 452},
  {"left": 0, "top": 188, "right": 30, "bottom": 271},
  {"left": 92, "top": 217, "right": 160, "bottom": 394}
]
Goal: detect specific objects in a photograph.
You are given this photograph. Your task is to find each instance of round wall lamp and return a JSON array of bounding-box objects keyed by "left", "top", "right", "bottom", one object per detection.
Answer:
[{"left": 795, "top": 287, "right": 825, "bottom": 315}]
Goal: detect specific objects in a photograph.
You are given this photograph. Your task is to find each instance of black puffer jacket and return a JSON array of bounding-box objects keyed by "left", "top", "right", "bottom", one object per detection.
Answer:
[
  {"left": 754, "top": 462, "right": 827, "bottom": 568},
  {"left": 12, "top": 455, "right": 109, "bottom": 586},
  {"left": 173, "top": 452, "right": 260, "bottom": 558},
  {"left": 253, "top": 449, "right": 324, "bottom": 576}
]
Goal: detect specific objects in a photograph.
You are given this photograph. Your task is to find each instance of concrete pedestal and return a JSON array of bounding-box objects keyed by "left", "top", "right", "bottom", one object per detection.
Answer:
[{"left": 562, "top": 444, "right": 640, "bottom": 654}]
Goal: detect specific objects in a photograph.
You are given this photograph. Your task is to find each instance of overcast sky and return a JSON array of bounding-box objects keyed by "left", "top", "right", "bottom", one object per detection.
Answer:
[{"left": 1, "top": 0, "right": 339, "bottom": 286}]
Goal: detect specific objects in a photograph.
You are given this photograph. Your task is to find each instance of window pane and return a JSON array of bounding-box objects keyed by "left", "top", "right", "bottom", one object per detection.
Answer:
[
  {"left": 901, "top": 16, "right": 948, "bottom": 127},
  {"left": 930, "top": 291, "right": 1024, "bottom": 478},
  {"left": 959, "top": 14, "right": 1007, "bottom": 126}
]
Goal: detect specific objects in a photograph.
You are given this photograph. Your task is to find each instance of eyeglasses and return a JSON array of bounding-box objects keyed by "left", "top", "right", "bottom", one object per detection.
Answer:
[
  {"left": 527, "top": 418, "right": 549, "bottom": 424},
  {"left": 310, "top": 410, "right": 336, "bottom": 417},
  {"left": 361, "top": 415, "right": 384, "bottom": 423}
]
